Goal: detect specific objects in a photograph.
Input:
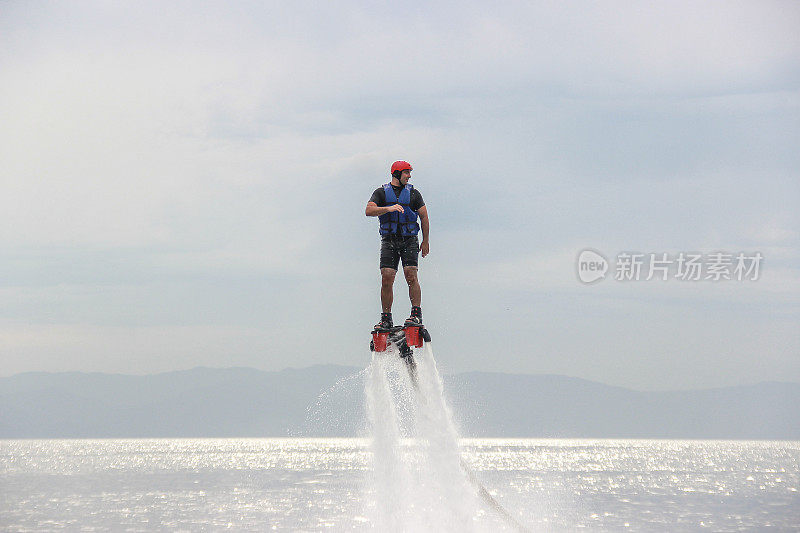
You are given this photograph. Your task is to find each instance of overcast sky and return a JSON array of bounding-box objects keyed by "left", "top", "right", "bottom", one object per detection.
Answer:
[{"left": 1, "top": 1, "right": 798, "bottom": 390}]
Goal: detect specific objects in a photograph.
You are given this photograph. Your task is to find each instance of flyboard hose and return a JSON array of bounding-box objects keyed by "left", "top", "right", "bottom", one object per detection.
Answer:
[
  {"left": 459, "top": 458, "right": 530, "bottom": 533},
  {"left": 413, "top": 349, "right": 530, "bottom": 532}
]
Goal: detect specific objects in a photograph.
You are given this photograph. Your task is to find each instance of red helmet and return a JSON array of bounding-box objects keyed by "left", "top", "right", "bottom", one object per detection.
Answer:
[{"left": 390, "top": 160, "right": 413, "bottom": 174}]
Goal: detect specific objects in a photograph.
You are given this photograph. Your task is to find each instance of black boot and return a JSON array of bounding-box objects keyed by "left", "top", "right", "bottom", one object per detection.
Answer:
[
  {"left": 374, "top": 312, "right": 393, "bottom": 330},
  {"left": 405, "top": 306, "right": 422, "bottom": 326}
]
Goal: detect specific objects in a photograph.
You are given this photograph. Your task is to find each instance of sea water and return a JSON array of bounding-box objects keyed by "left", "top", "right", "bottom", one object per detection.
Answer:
[
  {"left": 2, "top": 346, "right": 799, "bottom": 531},
  {"left": 2, "top": 437, "right": 799, "bottom": 531}
]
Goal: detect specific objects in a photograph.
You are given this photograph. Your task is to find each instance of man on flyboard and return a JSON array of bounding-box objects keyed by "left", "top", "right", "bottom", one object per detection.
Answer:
[{"left": 365, "top": 161, "right": 430, "bottom": 333}]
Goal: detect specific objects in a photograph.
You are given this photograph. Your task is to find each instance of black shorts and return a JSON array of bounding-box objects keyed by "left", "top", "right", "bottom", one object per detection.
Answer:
[{"left": 379, "top": 235, "right": 419, "bottom": 270}]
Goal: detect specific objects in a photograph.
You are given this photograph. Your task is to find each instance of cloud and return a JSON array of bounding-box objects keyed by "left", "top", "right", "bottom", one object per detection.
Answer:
[{"left": 1, "top": 1, "right": 798, "bottom": 386}]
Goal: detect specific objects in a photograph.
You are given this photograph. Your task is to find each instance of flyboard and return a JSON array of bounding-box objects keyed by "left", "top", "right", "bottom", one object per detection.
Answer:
[
  {"left": 369, "top": 323, "right": 530, "bottom": 532},
  {"left": 370, "top": 323, "right": 431, "bottom": 386}
]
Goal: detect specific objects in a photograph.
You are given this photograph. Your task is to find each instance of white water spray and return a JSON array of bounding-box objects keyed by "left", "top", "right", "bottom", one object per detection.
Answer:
[{"left": 365, "top": 343, "right": 528, "bottom": 532}]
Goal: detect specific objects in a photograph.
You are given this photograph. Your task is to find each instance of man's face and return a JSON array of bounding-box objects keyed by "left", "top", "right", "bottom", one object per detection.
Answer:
[{"left": 399, "top": 170, "right": 411, "bottom": 184}]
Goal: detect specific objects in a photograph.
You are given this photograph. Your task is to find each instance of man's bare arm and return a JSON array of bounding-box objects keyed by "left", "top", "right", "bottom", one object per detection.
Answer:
[
  {"left": 418, "top": 205, "right": 430, "bottom": 257},
  {"left": 366, "top": 201, "right": 404, "bottom": 217}
]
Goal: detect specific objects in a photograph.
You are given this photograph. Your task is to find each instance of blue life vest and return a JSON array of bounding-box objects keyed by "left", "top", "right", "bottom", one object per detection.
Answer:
[{"left": 378, "top": 183, "right": 420, "bottom": 236}]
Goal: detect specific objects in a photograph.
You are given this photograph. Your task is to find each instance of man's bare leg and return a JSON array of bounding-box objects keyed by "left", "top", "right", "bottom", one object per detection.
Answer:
[
  {"left": 380, "top": 268, "right": 396, "bottom": 313},
  {"left": 403, "top": 266, "right": 421, "bottom": 307}
]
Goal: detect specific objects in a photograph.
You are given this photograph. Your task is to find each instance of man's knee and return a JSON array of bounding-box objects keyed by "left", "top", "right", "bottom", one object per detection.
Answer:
[
  {"left": 380, "top": 269, "right": 396, "bottom": 287},
  {"left": 403, "top": 267, "right": 418, "bottom": 285}
]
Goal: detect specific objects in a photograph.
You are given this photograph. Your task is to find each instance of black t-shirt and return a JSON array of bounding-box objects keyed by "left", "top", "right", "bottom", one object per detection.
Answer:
[{"left": 369, "top": 184, "right": 425, "bottom": 212}]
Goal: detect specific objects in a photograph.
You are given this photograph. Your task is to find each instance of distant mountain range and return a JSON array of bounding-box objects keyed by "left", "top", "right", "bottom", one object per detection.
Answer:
[{"left": 1, "top": 365, "right": 798, "bottom": 439}]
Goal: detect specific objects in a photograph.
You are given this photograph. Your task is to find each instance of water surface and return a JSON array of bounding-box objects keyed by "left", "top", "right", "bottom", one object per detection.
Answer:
[{"left": 1, "top": 438, "right": 798, "bottom": 531}]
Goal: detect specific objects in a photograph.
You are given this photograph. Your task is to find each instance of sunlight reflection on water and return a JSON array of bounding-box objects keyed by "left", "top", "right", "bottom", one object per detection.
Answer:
[{"left": 1, "top": 438, "right": 798, "bottom": 531}]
